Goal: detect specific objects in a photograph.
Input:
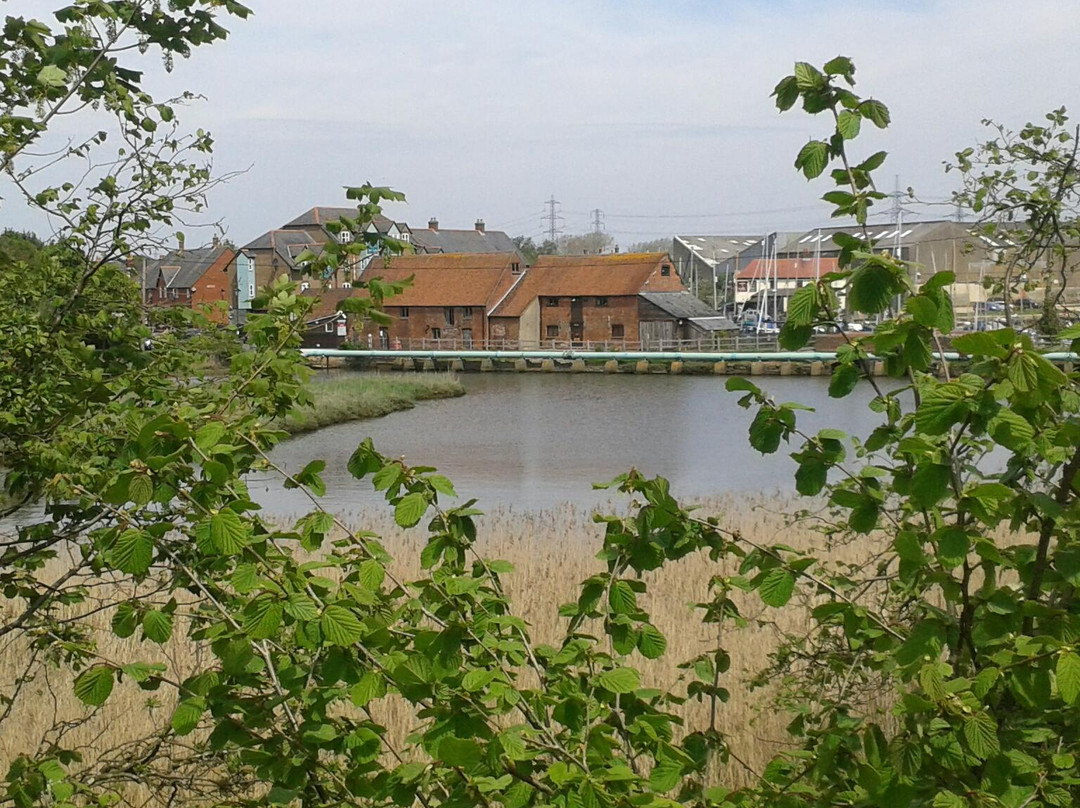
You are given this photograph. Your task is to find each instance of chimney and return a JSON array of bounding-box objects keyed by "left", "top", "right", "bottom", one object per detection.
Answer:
[
  {"left": 428, "top": 218, "right": 439, "bottom": 232},
  {"left": 475, "top": 219, "right": 485, "bottom": 233},
  {"left": 176, "top": 231, "right": 185, "bottom": 255},
  {"left": 212, "top": 235, "right": 221, "bottom": 249}
]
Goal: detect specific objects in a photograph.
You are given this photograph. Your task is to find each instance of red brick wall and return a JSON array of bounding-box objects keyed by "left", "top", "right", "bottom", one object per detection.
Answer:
[
  {"left": 537, "top": 295, "right": 639, "bottom": 343},
  {"left": 353, "top": 306, "right": 485, "bottom": 346}
]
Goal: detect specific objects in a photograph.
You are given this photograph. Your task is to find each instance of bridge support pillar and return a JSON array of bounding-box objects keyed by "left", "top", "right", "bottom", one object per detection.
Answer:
[
  {"left": 750, "top": 361, "right": 765, "bottom": 376},
  {"left": 450, "top": 359, "right": 464, "bottom": 372},
  {"left": 540, "top": 359, "right": 555, "bottom": 372},
  {"left": 670, "top": 361, "right": 684, "bottom": 375},
  {"left": 422, "top": 359, "right": 436, "bottom": 372},
  {"left": 635, "top": 360, "right": 650, "bottom": 374},
  {"left": 810, "top": 361, "right": 825, "bottom": 377},
  {"left": 713, "top": 361, "right": 727, "bottom": 375},
  {"left": 779, "top": 362, "right": 794, "bottom": 376},
  {"left": 480, "top": 359, "right": 494, "bottom": 372},
  {"left": 604, "top": 360, "right": 619, "bottom": 374},
  {"left": 571, "top": 359, "right": 586, "bottom": 372},
  {"left": 873, "top": 360, "right": 886, "bottom": 377},
  {"left": 514, "top": 359, "right": 528, "bottom": 372}
]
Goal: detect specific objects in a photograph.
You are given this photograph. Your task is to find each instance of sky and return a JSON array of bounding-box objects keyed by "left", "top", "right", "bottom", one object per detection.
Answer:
[{"left": 6, "top": 0, "right": 1080, "bottom": 250}]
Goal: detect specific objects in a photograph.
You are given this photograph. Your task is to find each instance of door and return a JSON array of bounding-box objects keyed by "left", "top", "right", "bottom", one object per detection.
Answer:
[
  {"left": 461, "top": 328, "right": 473, "bottom": 348},
  {"left": 570, "top": 297, "right": 583, "bottom": 344},
  {"left": 378, "top": 327, "right": 389, "bottom": 349}
]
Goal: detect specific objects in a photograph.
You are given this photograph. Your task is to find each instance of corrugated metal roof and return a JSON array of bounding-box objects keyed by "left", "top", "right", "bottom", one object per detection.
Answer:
[
  {"left": 737, "top": 257, "right": 839, "bottom": 280},
  {"left": 639, "top": 291, "right": 720, "bottom": 319}
]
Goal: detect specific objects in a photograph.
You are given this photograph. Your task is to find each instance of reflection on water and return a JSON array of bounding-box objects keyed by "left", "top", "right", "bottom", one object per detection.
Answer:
[{"left": 255, "top": 372, "right": 894, "bottom": 517}]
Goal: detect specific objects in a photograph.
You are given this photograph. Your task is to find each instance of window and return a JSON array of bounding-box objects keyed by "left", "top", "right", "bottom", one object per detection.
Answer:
[
  {"left": 400, "top": 232, "right": 410, "bottom": 243},
  {"left": 611, "top": 324, "right": 625, "bottom": 338},
  {"left": 300, "top": 281, "right": 310, "bottom": 292},
  {"left": 661, "top": 264, "right": 671, "bottom": 276},
  {"left": 339, "top": 230, "right": 353, "bottom": 244},
  {"left": 462, "top": 307, "right": 473, "bottom": 317},
  {"left": 399, "top": 306, "right": 409, "bottom": 317},
  {"left": 546, "top": 325, "right": 559, "bottom": 338},
  {"left": 430, "top": 328, "right": 441, "bottom": 340},
  {"left": 444, "top": 307, "right": 455, "bottom": 325},
  {"left": 342, "top": 282, "right": 352, "bottom": 289},
  {"left": 545, "top": 297, "right": 559, "bottom": 307},
  {"left": 248, "top": 283, "right": 255, "bottom": 298},
  {"left": 325, "top": 322, "right": 333, "bottom": 333},
  {"left": 186, "top": 289, "right": 192, "bottom": 299},
  {"left": 511, "top": 262, "right": 521, "bottom": 274},
  {"left": 595, "top": 297, "right": 609, "bottom": 307}
]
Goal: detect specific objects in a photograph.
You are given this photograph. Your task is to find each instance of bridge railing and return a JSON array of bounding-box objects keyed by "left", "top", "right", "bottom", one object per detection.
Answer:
[{"left": 352, "top": 334, "right": 782, "bottom": 354}]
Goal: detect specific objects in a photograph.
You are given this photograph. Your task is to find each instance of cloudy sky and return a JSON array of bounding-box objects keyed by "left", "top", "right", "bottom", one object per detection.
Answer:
[{"left": 8, "top": 0, "right": 1080, "bottom": 248}]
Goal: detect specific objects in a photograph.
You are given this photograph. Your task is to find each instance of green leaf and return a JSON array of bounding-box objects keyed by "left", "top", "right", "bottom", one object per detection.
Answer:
[
  {"left": 121, "top": 662, "right": 165, "bottom": 682},
  {"left": 905, "top": 295, "right": 939, "bottom": 328},
  {"left": 195, "top": 421, "right": 226, "bottom": 452},
  {"left": 597, "top": 667, "right": 640, "bottom": 694},
  {"left": 637, "top": 623, "right": 667, "bottom": 659},
  {"left": 758, "top": 567, "right": 796, "bottom": 607},
  {"left": 128, "top": 474, "right": 153, "bottom": 507},
  {"left": 849, "top": 262, "right": 897, "bottom": 313},
  {"left": 963, "top": 711, "right": 1000, "bottom": 760},
  {"left": 911, "top": 464, "right": 951, "bottom": 509},
  {"left": 1007, "top": 352, "right": 1039, "bottom": 392},
  {"left": 321, "top": 605, "right": 365, "bottom": 646},
  {"left": 112, "top": 602, "right": 138, "bottom": 638},
  {"left": 1058, "top": 650, "right": 1080, "bottom": 705},
  {"left": 988, "top": 409, "right": 1035, "bottom": 451},
  {"left": 772, "top": 75, "right": 799, "bottom": 111},
  {"left": 171, "top": 697, "right": 205, "bottom": 736},
  {"left": 462, "top": 668, "right": 497, "bottom": 692},
  {"left": 244, "top": 596, "right": 283, "bottom": 640},
  {"left": 356, "top": 559, "right": 385, "bottom": 591},
  {"left": 73, "top": 666, "right": 114, "bottom": 707},
  {"left": 793, "top": 61, "right": 824, "bottom": 90},
  {"left": 284, "top": 592, "right": 319, "bottom": 621},
  {"left": 829, "top": 363, "right": 861, "bottom": 398},
  {"left": 350, "top": 672, "right": 386, "bottom": 707},
  {"left": 394, "top": 492, "right": 429, "bottom": 528},
  {"left": 142, "top": 609, "right": 173, "bottom": 644},
  {"left": 916, "top": 384, "right": 968, "bottom": 435},
  {"left": 106, "top": 529, "right": 154, "bottom": 575},
  {"left": 428, "top": 474, "right": 457, "bottom": 497},
  {"left": 860, "top": 99, "right": 891, "bottom": 128},
  {"left": 209, "top": 510, "right": 248, "bottom": 555},
  {"left": 37, "top": 65, "right": 67, "bottom": 88},
  {"left": 439, "top": 736, "right": 482, "bottom": 768},
  {"left": 608, "top": 580, "right": 637, "bottom": 615},
  {"left": 795, "top": 140, "right": 829, "bottom": 180},
  {"left": 786, "top": 284, "right": 819, "bottom": 326},
  {"left": 837, "top": 109, "right": 861, "bottom": 140}
]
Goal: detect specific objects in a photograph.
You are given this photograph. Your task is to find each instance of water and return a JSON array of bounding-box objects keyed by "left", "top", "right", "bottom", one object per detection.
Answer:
[{"left": 255, "top": 372, "right": 893, "bottom": 516}]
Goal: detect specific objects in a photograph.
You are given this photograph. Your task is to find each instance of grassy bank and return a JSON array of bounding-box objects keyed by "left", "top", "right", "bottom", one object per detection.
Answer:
[{"left": 280, "top": 373, "right": 464, "bottom": 434}]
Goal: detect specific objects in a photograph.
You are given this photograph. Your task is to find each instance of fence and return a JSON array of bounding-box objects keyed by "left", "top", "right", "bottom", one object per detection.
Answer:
[{"left": 353, "top": 334, "right": 782, "bottom": 354}]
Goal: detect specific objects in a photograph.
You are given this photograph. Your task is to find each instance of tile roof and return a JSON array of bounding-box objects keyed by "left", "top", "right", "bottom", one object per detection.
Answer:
[
  {"left": 737, "top": 257, "right": 839, "bottom": 280},
  {"left": 307, "top": 253, "right": 522, "bottom": 320},
  {"left": 241, "top": 229, "right": 319, "bottom": 269},
  {"left": 492, "top": 253, "right": 684, "bottom": 317},
  {"left": 146, "top": 244, "right": 233, "bottom": 289},
  {"left": 283, "top": 207, "right": 403, "bottom": 236},
  {"left": 409, "top": 225, "right": 518, "bottom": 254}
]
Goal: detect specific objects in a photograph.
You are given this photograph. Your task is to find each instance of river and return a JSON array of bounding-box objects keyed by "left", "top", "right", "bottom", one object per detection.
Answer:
[{"left": 255, "top": 371, "right": 893, "bottom": 516}]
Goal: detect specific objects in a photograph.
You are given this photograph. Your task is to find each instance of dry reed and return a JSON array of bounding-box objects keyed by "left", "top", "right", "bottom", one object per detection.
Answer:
[{"left": 0, "top": 493, "right": 872, "bottom": 792}]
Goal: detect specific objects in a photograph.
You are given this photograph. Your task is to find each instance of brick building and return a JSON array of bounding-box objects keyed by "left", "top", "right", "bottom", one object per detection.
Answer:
[
  {"left": 489, "top": 253, "right": 686, "bottom": 347},
  {"left": 311, "top": 253, "right": 524, "bottom": 348},
  {"left": 143, "top": 239, "right": 235, "bottom": 324}
]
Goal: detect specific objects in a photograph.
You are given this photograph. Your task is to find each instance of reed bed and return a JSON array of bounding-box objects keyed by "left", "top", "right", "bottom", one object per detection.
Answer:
[
  {"left": 0, "top": 493, "right": 874, "bottom": 793},
  {"left": 278, "top": 372, "right": 464, "bottom": 433}
]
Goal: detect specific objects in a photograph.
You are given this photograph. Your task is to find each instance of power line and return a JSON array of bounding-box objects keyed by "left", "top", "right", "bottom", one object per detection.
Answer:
[{"left": 590, "top": 208, "right": 605, "bottom": 234}]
